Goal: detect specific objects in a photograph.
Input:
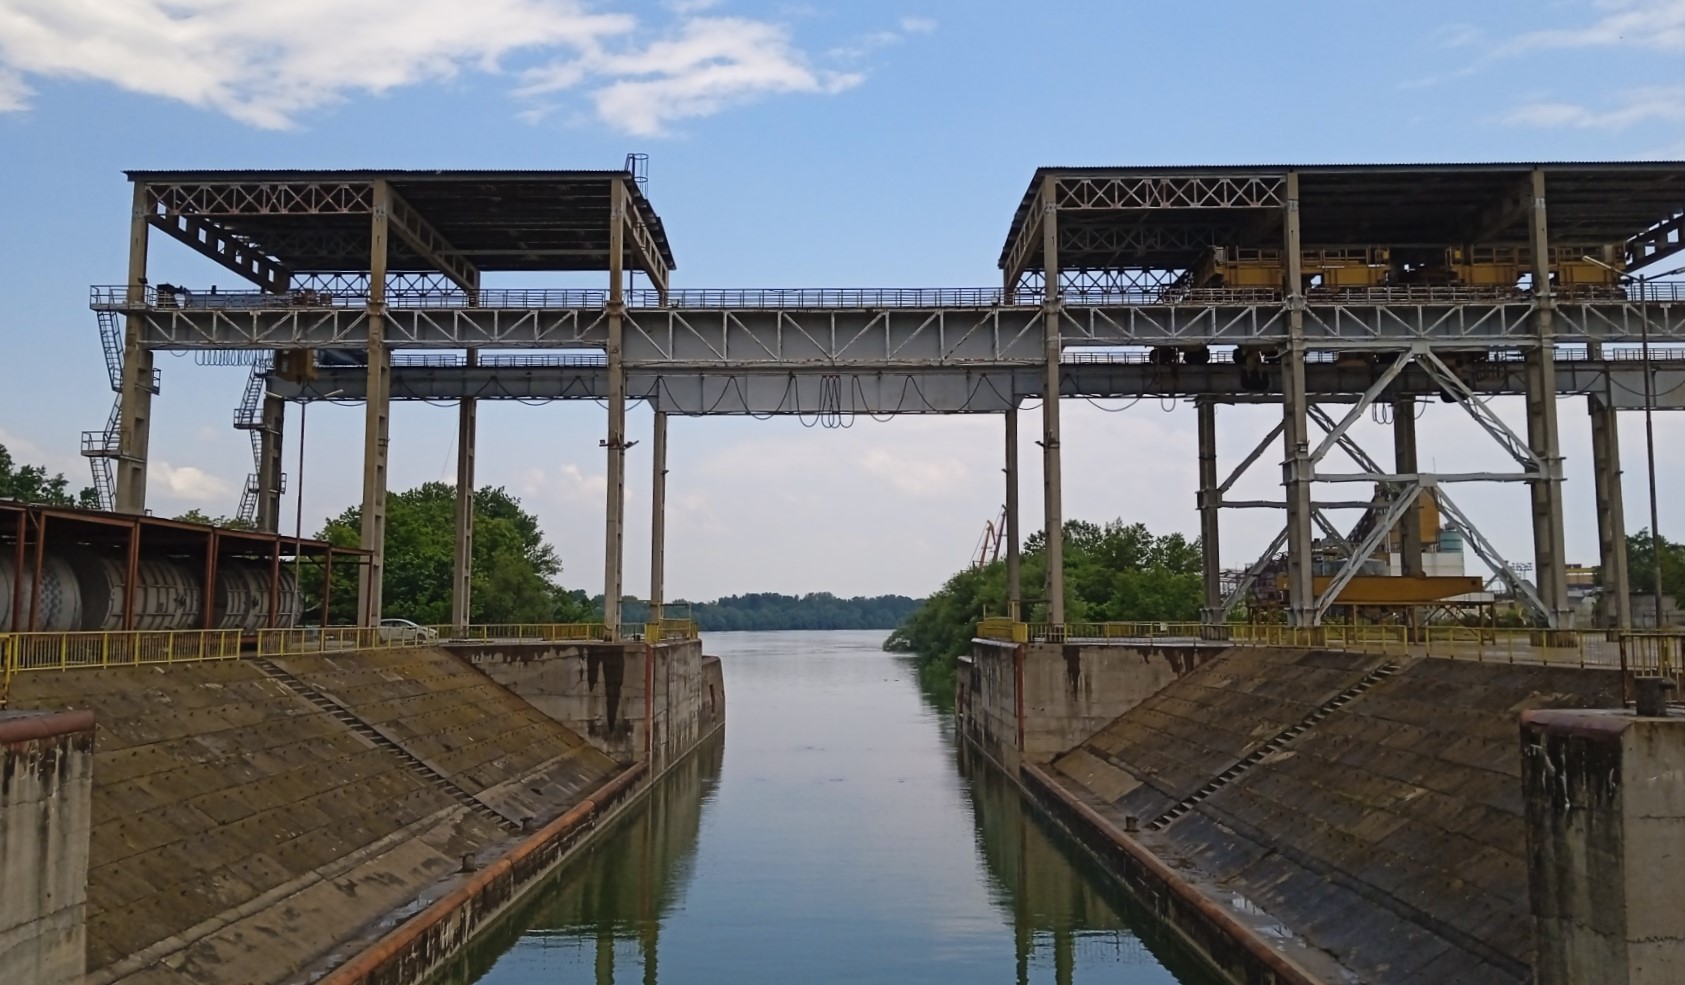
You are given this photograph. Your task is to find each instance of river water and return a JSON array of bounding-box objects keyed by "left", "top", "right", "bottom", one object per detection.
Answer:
[{"left": 439, "top": 630, "right": 1219, "bottom": 985}]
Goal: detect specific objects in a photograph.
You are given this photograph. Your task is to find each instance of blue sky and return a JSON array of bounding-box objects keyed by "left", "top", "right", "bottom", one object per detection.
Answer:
[{"left": 1, "top": 0, "right": 1683, "bottom": 601}]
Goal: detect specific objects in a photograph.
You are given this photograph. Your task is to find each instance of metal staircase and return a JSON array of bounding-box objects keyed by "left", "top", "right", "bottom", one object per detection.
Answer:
[
  {"left": 82, "top": 310, "right": 160, "bottom": 510},
  {"left": 234, "top": 354, "right": 284, "bottom": 526},
  {"left": 1149, "top": 660, "right": 1404, "bottom": 831}
]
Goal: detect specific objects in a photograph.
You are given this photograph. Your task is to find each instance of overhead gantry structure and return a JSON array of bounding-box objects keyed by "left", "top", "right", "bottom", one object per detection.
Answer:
[
  {"left": 91, "top": 168, "right": 673, "bottom": 631},
  {"left": 89, "top": 163, "right": 1685, "bottom": 634}
]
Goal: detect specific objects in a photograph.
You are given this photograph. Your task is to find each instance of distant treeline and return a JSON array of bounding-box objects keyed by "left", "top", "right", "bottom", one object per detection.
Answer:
[{"left": 619, "top": 592, "right": 921, "bottom": 632}]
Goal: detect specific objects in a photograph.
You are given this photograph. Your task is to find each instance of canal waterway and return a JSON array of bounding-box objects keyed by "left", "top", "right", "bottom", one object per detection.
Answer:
[{"left": 440, "top": 630, "right": 1219, "bottom": 985}]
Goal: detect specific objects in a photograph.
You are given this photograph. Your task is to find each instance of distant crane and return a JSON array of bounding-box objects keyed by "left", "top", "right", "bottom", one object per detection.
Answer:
[{"left": 973, "top": 507, "right": 1007, "bottom": 570}]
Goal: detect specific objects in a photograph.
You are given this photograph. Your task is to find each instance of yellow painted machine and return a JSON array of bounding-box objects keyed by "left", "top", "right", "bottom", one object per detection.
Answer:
[
  {"left": 1192, "top": 247, "right": 1390, "bottom": 291},
  {"left": 1438, "top": 245, "right": 1625, "bottom": 294}
]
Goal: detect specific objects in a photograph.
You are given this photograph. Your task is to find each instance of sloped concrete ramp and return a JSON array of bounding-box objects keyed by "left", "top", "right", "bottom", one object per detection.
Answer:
[
  {"left": 1045, "top": 649, "right": 1623, "bottom": 985},
  {"left": 9, "top": 647, "right": 620, "bottom": 985}
]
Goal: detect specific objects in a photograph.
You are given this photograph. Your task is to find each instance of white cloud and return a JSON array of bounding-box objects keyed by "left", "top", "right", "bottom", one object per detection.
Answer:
[
  {"left": 859, "top": 446, "right": 967, "bottom": 497},
  {"left": 518, "top": 462, "right": 607, "bottom": 505},
  {"left": 548, "top": 16, "right": 864, "bottom": 136},
  {"left": 828, "top": 15, "right": 938, "bottom": 62},
  {"left": 1505, "top": 86, "right": 1685, "bottom": 129},
  {"left": 1500, "top": 0, "right": 1685, "bottom": 55},
  {"left": 0, "top": 0, "right": 866, "bottom": 134},
  {"left": 151, "top": 461, "right": 234, "bottom": 501}
]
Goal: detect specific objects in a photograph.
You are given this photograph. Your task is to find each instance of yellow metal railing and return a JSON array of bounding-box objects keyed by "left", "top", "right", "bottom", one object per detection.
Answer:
[
  {"left": 978, "top": 617, "right": 1028, "bottom": 643},
  {"left": 971, "top": 620, "right": 1685, "bottom": 672},
  {"left": 2, "top": 630, "right": 243, "bottom": 672},
  {"left": 427, "top": 624, "right": 612, "bottom": 643}
]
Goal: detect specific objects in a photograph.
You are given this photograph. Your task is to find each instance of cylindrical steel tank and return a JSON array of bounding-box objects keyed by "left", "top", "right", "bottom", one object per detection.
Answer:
[
  {"left": 68, "top": 552, "right": 203, "bottom": 631},
  {"left": 0, "top": 553, "right": 84, "bottom": 631},
  {"left": 213, "top": 561, "right": 299, "bottom": 631}
]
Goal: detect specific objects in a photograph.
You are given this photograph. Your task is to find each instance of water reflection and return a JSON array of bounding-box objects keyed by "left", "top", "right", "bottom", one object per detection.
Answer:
[
  {"left": 432, "top": 736, "right": 723, "bottom": 985},
  {"left": 452, "top": 630, "right": 1214, "bottom": 985}
]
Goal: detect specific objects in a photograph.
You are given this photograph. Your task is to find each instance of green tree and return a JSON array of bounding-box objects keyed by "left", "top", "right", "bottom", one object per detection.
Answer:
[
  {"left": 174, "top": 509, "right": 255, "bottom": 530},
  {"left": 303, "top": 482, "right": 589, "bottom": 625},
  {"left": 0, "top": 444, "right": 100, "bottom": 508},
  {"left": 1626, "top": 529, "right": 1685, "bottom": 606},
  {"left": 886, "top": 519, "right": 1203, "bottom": 698}
]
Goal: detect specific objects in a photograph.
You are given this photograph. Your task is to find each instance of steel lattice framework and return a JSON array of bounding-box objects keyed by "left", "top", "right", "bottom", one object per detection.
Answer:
[{"left": 91, "top": 162, "right": 1685, "bottom": 634}]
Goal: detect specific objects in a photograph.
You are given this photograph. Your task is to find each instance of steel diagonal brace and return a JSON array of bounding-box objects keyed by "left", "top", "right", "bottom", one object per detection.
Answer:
[
  {"left": 1308, "top": 405, "right": 1387, "bottom": 476},
  {"left": 1309, "top": 349, "right": 1414, "bottom": 465},
  {"left": 1314, "top": 486, "right": 1421, "bottom": 620},
  {"left": 1219, "top": 525, "right": 1289, "bottom": 620},
  {"left": 1312, "top": 509, "right": 1354, "bottom": 556},
  {"left": 1434, "top": 486, "right": 1553, "bottom": 626},
  {"left": 1417, "top": 348, "right": 1543, "bottom": 472},
  {"left": 1218, "top": 420, "right": 1285, "bottom": 496}
]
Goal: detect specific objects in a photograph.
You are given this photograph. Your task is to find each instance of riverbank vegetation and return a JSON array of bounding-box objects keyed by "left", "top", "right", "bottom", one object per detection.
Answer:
[
  {"left": 885, "top": 520, "right": 1203, "bottom": 698},
  {"left": 621, "top": 593, "right": 920, "bottom": 632}
]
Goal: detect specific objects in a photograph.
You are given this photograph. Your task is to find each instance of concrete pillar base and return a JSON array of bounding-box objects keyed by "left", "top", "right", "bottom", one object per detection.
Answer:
[{"left": 1523, "top": 706, "right": 1685, "bottom": 985}]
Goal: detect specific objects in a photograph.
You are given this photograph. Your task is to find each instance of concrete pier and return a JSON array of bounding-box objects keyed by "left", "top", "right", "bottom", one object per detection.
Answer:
[
  {"left": 0, "top": 709, "right": 95, "bottom": 985},
  {"left": 1523, "top": 705, "right": 1685, "bottom": 985},
  {"left": 957, "top": 639, "right": 1220, "bottom": 774},
  {"left": 448, "top": 638, "right": 723, "bottom": 773}
]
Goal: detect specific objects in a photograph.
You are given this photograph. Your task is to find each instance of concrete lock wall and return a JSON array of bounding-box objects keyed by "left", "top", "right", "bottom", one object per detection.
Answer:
[
  {"left": 1524, "top": 708, "right": 1685, "bottom": 985},
  {"left": 958, "top": 639, "right": 1219, "bottom": 773},
  {"left": 0, "top": 709, "right": 96, "bottom": 985},
  {"left": 450, "top": 639, "right": 714, "bottom": 769}
]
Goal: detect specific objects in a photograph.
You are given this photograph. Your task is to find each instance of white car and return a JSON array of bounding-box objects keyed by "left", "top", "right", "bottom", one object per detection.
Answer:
[{"left": 377, "top": 618, "right": 439, "bottom": 643}]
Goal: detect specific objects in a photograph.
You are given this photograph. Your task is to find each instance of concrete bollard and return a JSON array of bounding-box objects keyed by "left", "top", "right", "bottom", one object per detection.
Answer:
[{"left": 1522, "top": 704, "right": 1685, "bottom": 985}]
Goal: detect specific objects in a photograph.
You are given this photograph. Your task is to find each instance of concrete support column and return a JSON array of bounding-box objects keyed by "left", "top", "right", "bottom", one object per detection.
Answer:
[
  {"left": 1590, "top": 394, "right": 1632, "bottom": 629},
  {"left": 0, "top": 710, "right": 95, "bottom": 985},
  {"left": 452, "top": 349, "right": 478, "bottom": 630},
  {"left": 1281, "top": 172, "right": 1317, "bottom": 626},
  {"left": 1526, "top": 169, "right": 1573, "bottom": 629},
  {"left": 1393, "top": 397, "right": 1425, "bottom": 578},
  {"left": 1038, "top": 177, "right": 1066, "bottom": 627},
  {"left": 1197, "top": 398, "right": 1222, "bottom": 623},
  {"left": 603, "top": 179, "right": 628, "bottom": 638},
  {"left": 1523, "top": 707, "right": 1685, "bottom": 985},
  {"left": 115, "top": 181, "right": 153, "bottom": 514},
  {"left": 255, "top": 393, "right": 285, "bottom": 533},
  {"left": 649, "top": 409, "right": 668, "bottom": 626},
  {"left": 357, "top": 181, "right": 392, "bottom": 625},
  {"left": 1005, "top": 406, "right": 1022, "bottom": 620}
]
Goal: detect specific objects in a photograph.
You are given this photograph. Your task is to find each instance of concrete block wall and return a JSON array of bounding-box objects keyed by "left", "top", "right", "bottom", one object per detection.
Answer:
[
  {"left": 451, "top": 639, "right": 714, "bottom": 769},
  {"left": 959, "top": 639, "right": 1224, "bottom": 774},
  {"left": 0, "top": 709, "right": 95, "bottom": 985}
]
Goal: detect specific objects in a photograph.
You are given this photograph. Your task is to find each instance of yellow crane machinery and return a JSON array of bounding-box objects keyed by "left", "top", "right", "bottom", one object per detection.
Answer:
[
  {"left": 1417, "top": 244, "right": 1626, "bottom": 295},
  {"left": 1192, "top": 247, "right": 1391, "bottom": 292}
]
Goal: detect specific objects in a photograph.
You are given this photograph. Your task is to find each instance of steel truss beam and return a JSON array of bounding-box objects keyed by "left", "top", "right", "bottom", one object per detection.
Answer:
[
  {"left": 385, "top": 190, "right": 479, "bottom": 294},
  {"left": 149, "top": 181, "right": 375, "bottom": 216},
  {"left": 110, "top": 296, "right": 1685, "bottom": 352},
  {"left": 290, "top": 272, "right": 462, "bottom": 298},
  {"left": 1054, "top": 174, "right": 1286, "bottom": 211},
  {"left": 149, "top": 213, "right": 290, "bottom": 292},
  {"left": 620, "top": 186, "right": 670, "bottom": 296},
  {"left": 1628, "top": 212, "right": 1685, "bottom": 271},
  {"left": 271, "top": 357, "right": 1685, "bottom": 413}
]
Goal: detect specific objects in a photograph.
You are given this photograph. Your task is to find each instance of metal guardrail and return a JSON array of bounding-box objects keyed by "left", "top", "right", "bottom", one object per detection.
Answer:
[
  {"left": 90, "top": 281, "right": 1685, "bottom": 312},
  {"left": 977, "top": 621, "right": 1685, "bottom": 673},
  {"left": 2, "top": 630, "right": 244, "bottom": 675}
]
